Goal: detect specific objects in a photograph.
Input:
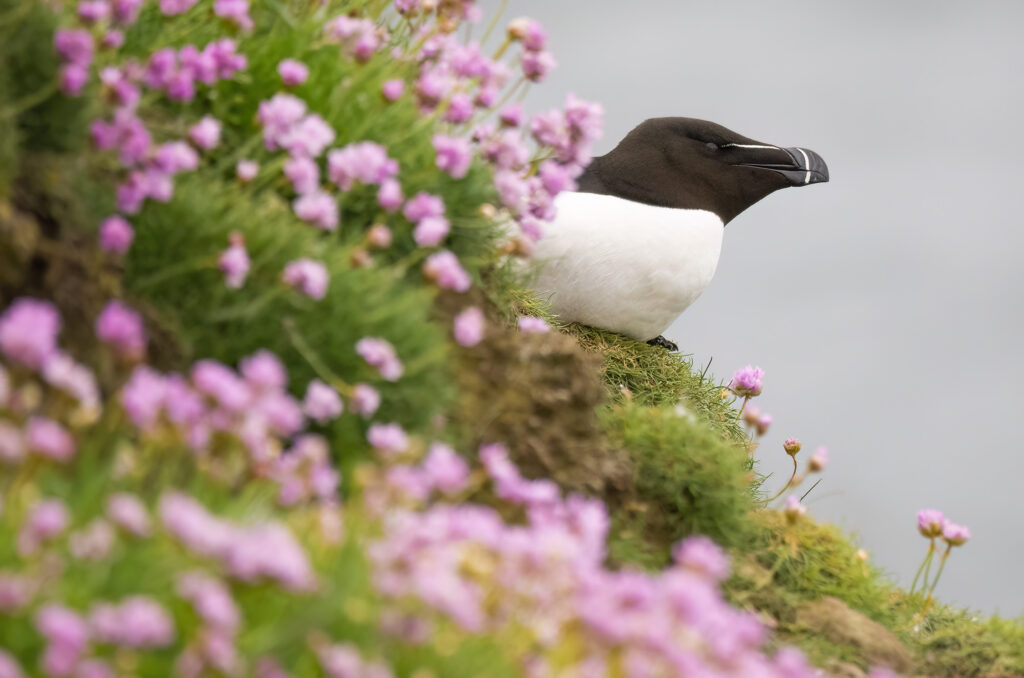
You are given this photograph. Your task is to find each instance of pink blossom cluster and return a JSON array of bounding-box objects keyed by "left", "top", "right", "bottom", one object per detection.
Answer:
[
  {"left": 159, "top": 492, "right": 316, "bottom": 591},
  {"left": 917, "top": 509, "right": 970, "bottom": 547},
  {"left": 355, "top": 337, "right": 404, "bottom": 382},
  {"left": 324, "top": 15, "right": 385, "bottom": 63},
  {"left": 507, "top": 16, "right": 555, "bottom": 82},
  {"left": 0, "top": 298, "right": 110, "bottom": 465},
  {"left": 54, "top": 29, "right": 94, "bottom": 95},
  {"left": 367, "top": 444, "right": 835, "bottom": 677}
]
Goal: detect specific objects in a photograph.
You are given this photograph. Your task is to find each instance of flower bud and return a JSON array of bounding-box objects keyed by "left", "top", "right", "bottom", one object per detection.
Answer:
[
  {"left": 741, "top": 405, "right": 760, "bottom": 427},
  {"left": 783, "top": 496, "right": 806, "bottom": 524},
  {"left": 367, "top": 224, "right": 392, "bottom": 249},
  {"left": 808, "top": 446, "right": 828, "bottom": 472},
  {"left": 350, "top": 248, "right": 372, "bottom": 269},
  {"left": 783, "top": 438, "right": 801, "bottom": 456}
]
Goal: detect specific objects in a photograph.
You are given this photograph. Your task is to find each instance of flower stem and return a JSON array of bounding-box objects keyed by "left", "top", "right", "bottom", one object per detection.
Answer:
[
  {"left": 766, "top": 456, "right": 798, "bottom": 502},
  {"left": 919, "top": 537, "right": 937, "bottom": 594},
  {"left": 737, "top": 396, "right": 750, "bottom": 417},
  {"left": 925, "top": 545, "right": 952, "bottom": 599},
  {"left": 909, "top": 541, "right": 934, "bottom": 596}
]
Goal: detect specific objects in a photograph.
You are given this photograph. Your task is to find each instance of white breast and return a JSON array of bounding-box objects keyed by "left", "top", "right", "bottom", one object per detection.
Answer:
[{"left": 531, "top": 192, "right": 724, "bottom": 341}]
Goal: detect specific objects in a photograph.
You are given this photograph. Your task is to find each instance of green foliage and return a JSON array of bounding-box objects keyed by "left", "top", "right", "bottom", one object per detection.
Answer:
[{"left": 601, "top": 402, "right": 756, "bottom": 559}]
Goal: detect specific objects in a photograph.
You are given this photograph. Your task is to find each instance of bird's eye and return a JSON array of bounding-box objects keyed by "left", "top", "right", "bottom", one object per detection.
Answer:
[{"left": 705, "top": 142, "right": 718, "bottom": 152}]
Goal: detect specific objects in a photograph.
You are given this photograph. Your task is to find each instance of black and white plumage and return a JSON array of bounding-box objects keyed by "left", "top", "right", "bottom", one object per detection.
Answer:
[{"left": 531, "top": 117, "right": 828, "bottom": 347}]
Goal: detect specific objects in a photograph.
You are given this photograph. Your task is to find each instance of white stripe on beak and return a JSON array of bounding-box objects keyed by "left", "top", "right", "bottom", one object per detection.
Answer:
[{"left": 795, "top": 147, "right": 811, "bottom": 184}]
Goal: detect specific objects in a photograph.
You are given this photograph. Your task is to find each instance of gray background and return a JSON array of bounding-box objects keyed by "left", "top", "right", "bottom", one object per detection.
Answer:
[{"left": 479, "top": 1, "right": 1024, "bottom": 614}]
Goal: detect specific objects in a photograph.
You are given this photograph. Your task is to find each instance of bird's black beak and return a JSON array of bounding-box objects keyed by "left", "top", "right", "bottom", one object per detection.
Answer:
[{"left": 734, "top": 146, "right": 829, "bottom": 186}]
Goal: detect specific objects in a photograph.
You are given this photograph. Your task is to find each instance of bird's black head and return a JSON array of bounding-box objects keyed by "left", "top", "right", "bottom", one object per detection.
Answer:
[{"left": 577, "top": 117, "right": 828, "bottom": 224}]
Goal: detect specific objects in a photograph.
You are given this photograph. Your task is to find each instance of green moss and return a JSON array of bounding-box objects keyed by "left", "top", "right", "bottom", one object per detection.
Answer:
[{"left": 602, "top": 403, "right": 756, "bottom": 559}]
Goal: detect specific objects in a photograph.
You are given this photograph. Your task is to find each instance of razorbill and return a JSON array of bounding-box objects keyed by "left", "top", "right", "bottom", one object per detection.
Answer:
[{"left": 531, "top": 117, "right": 828, "bottom": 350}]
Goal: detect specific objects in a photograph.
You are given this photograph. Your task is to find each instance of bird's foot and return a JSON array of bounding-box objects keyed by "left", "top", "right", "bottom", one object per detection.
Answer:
[{"left": 647, "top": 335, "right": 678, "bottom": 352}]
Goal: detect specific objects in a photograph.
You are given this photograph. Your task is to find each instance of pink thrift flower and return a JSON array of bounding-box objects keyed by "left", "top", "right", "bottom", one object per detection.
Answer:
[
  {"left": 25, "top": 417, "right": 76, "bottom": 463},
  {"left": 177, "top": 572, "right": 239, "bottom": 632},
  {"left": 0, "top": 298, "right": 61, "bottom": 369},
  {"left": 99, "top": 216, "right": 134, "bottom": 254},
  {"left": 808, "top": 446, "right": 829, "bottom": 472},
  {"left": 293, "top": 191, "right": 339, "bottom": 231},
  {"left": 784, "top": 495, "right": 807, "bottom": 523},
  {"left": 499, "top": 104, "right": 523, "bottom": 128},
  {"left": 507, "top": 17, "right": 547, "bottom": 51},
  {"left": 422, "top": 443, "right": 469, "bottom": 494},
  {"left": 95, "top": 300, "right": 146, "bottom": 360},
  {"left": 442, "top": 93, "right": 474, "bottom": 124},
  {"left": 423, "top": 251, "right": 471, "bottom": 292},
  {"left": 432, "top": 135, "right": 472, "bottom": 179},
  {"left": 356, "top": 337, "right": 403, "bottom": 381},
  {"left": 755, "top": 412, "right": 772, "bottom": 436},
  {"left": 284, "top": 156, "right": 320, "bottom": 194},
  {"left": 413, "top": 216, "right": 450, "bottom": 247},
  {"left": 327, "top": 141, "right": 397, "bottom": 190},
  {"left": 303, "top": 380, "right": 343, "bottom": 423},
  {"left": 453, "top": 307, "right": 484, "bottom": 347},
  {"left": 521, "top": 50, "right": 556, "bottom": 82},
  {"left": 112, "top": 0, "right": 142, "bottom": 23},
  {"left": 517, "top": 316, "right": 550, "bottom": 333},
  {"left": 42, "top": 353, "right": 99, "bottom": 410},
  {"left": 102, "top": 30, "right": 125, "bottom": 49},
  {"left": 90, "top": 596, "right": 175, "bottom": 647},
  {"left": 120, "top": 366, "right": 167, "bottom": 431},
  {"left": 377, "top": 179, "right": 403, "bottom": 212},
  {"left": 278, "top": 59, "right": 309, "bottom": 86},
  {"left": 280, "top": 114, "right": 335, "bottom": 158},
  {"left": 367, "top": 224, "right": 393, "bottom": 249},
  {"left": 218, "top": 232, "right": 250, "bottom": 289},
  {"left": 350, "top": 383, "right": 380, "bottom": 417},
  {"left": 257, "top": 93, "right": 307, "bottom": 150},
  {"left": 189, "top": 115, "right": 222, "bottom": 150},
  {"left": 155, "top": 141, "right": 200, "bottom": 174},
  {"left": 159, "top": 0, "right": 198, "bottom": 15},
  {"left": 367, "top": 423, "right": 408, "bottom": 458},
  {"left": 783, "top": 437, "right": 802, "bottom": 455},
  {"left": 60, "top": 64, "right": 89, "bottom": 96},
  {"left": 19, "top": 499, "right": 69, "bottom": 555},
  {"left": 729, "top": 365, "right": 764, "bottom": 398},
  {"left": 54, "top": 30, "right": 93, "bottom": 66},
  {"left": 324, "top": 15, "right": 382, "bottom": 62},
  {"left": 282, "top": 259, "right": 329, "bottom": 300},
  {"left": 538, "top": 160, "right": 578, "bottom": 195},
  {"left": 942, "top": 520, "right": 970, "bottom": 546},
  {"left": 36, "top": 604, "right": 89, "bottom": 651},
  {"left": 0, "top": 421, "right": 24, "bottom": 464},
  {"left": 69, "top": 520, "right": 115, "bottom": 561},
  {"left": 78, "top": 0, "right": 110, "bottom": 23},
  {"left": 917, "top": 509, "right": 945, "bottom": 538},
  {"left": 402, "top": 191, "right": 444, "bottom": 222},
  {"left": 381, "top": 79, "right": 404, "bottom": 101},
  {"left": 0, "top": 650, "right": 25, "bottom": 678},
  {"left": 107, "top": 493, "right": 151, "bottom": 537},
  {"left": 213, "top": 0, "right": 253, "bottom": 31},
  {"left": 236, "top": 160, "right": 259, "bottom": 182},
  {"left": 672, "top": 535, "right": 731, "bottom": 582},
  {"left": 240, "top": 350, "right": 287, "bottom": 390}
]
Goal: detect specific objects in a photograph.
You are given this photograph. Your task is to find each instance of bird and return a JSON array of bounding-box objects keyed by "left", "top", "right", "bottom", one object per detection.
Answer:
[{"left": 531, "top": 117, "right": 829, "bottom": 351}]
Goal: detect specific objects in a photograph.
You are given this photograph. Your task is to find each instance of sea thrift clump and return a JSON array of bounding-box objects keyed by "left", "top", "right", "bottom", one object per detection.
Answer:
[
  {"left": 356, "top": 338, "right": 403, "bottom": 381},
  {"left": 0, "top": 298, "right": 61, "bottom": 369},
  {"left": 729, "top": 365, "right": 764, "bottom": 397},
  {"left": 95, "top": 300, "right": 147, "bottom": 360}
]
